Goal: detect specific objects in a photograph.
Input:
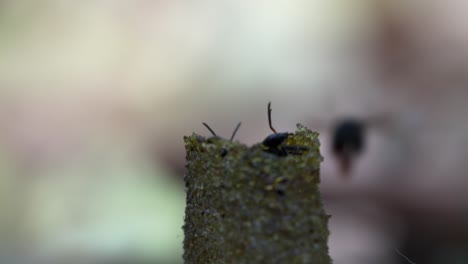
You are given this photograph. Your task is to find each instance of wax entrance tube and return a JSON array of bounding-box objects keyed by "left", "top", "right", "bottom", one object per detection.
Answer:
[{"left": 183, "top": 124, "right": 331, "bottom": 263}]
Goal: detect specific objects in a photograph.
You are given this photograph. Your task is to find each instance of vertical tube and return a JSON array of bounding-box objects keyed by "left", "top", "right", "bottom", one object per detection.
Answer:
[{"left": 184, "top": 124, "right": 331, "bottom": 263}]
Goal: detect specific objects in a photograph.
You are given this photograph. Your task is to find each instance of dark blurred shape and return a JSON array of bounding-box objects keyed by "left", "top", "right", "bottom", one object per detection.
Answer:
[{"left": 331, "top": 118, "right": 366, "bottom": 176}]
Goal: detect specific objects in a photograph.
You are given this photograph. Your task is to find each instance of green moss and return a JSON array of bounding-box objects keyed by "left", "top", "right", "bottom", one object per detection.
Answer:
[{"left": 183, "top": 124, "right": 331, "bottom": 263}]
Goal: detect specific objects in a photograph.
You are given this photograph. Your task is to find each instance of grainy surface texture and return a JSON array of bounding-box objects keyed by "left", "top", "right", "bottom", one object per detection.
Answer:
[{"left": 183, "top": 124, "right": 331, "bottom": 264}]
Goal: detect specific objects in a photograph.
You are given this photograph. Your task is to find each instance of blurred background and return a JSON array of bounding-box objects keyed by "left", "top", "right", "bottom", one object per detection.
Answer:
[{"left": 1, "top": 0, "right": 468, "bottom": 263}]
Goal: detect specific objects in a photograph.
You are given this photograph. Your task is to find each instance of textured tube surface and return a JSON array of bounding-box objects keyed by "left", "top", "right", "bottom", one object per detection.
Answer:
[{"left": 183, "top": 124, "right": 331, "bottom": 263}]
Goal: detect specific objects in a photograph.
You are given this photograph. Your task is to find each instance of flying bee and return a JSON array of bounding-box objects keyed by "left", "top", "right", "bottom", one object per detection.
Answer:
[
  {"left": 331, "top": 118, "right": 366, "bottom": 175},
  {"left": 202, "top": 122, "right": 242, "bottom": 157},
  {"left": 261, "top": 102, "right": 308, "bottom": 156},
  {"left": 329, "top": 114, "right": 392, "bottom": 176}
]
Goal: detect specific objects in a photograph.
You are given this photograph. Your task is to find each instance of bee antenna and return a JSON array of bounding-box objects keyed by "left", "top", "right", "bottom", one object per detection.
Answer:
[
  {"left": 268, "top": 102, "right": 277, "bottom": 133},
  {"left": 230, "top": 122, "right": 242, "bottom": 141},
  {"left": 202, "top": 122, "right": 217, "bottom": 137}
]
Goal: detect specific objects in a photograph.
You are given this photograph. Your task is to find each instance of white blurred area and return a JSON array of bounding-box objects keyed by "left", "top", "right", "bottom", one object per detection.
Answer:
[{"left": 1, "top": 0, "right": 468, "bottom": 263}]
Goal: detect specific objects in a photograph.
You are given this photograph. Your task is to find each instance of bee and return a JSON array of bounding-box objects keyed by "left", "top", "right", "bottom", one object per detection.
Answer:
[
  {"left": 202, "top": 122, "right": 242, "bottom": 157},
  {"left": 331, "top": 118, "right": 366, "bottom": 175},
  {"left": 329, "top": 113, "right": 392, "bottom": 176},
  {"left": 262, "top": 102, "right": 308, "bottom": 156},
  {"left": 202, "top": 122, "right": 241, "bottom": 142}
]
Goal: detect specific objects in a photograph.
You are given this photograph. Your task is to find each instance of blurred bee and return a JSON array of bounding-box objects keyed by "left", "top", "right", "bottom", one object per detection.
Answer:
[
  {"left": 262, "top": 102, "right": 308, "bottom": 156},
  {"left": 329, "top": 115, "right": 389, "bottom": 176},
  {"left": 331, "top": 118, "right": 366, "bottom": 175}
]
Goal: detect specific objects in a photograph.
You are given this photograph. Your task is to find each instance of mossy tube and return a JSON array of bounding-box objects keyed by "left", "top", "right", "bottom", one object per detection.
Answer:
[{"left": 183, "top": 124, "right": 331, "bottom": 263}]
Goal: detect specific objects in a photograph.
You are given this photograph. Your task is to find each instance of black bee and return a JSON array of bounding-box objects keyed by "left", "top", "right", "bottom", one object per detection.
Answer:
[
  {"left": 332, "top": 112, "right": 394, "bottom": 177},
  {"left": 262, "top": 102, "right": 308, "bottom": 156},
  {"left": 202, "top": 122, "right": 241, "bottom": 157},
  {"left": 331, "top": 118, "right": 366, "bottom": 175}
]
